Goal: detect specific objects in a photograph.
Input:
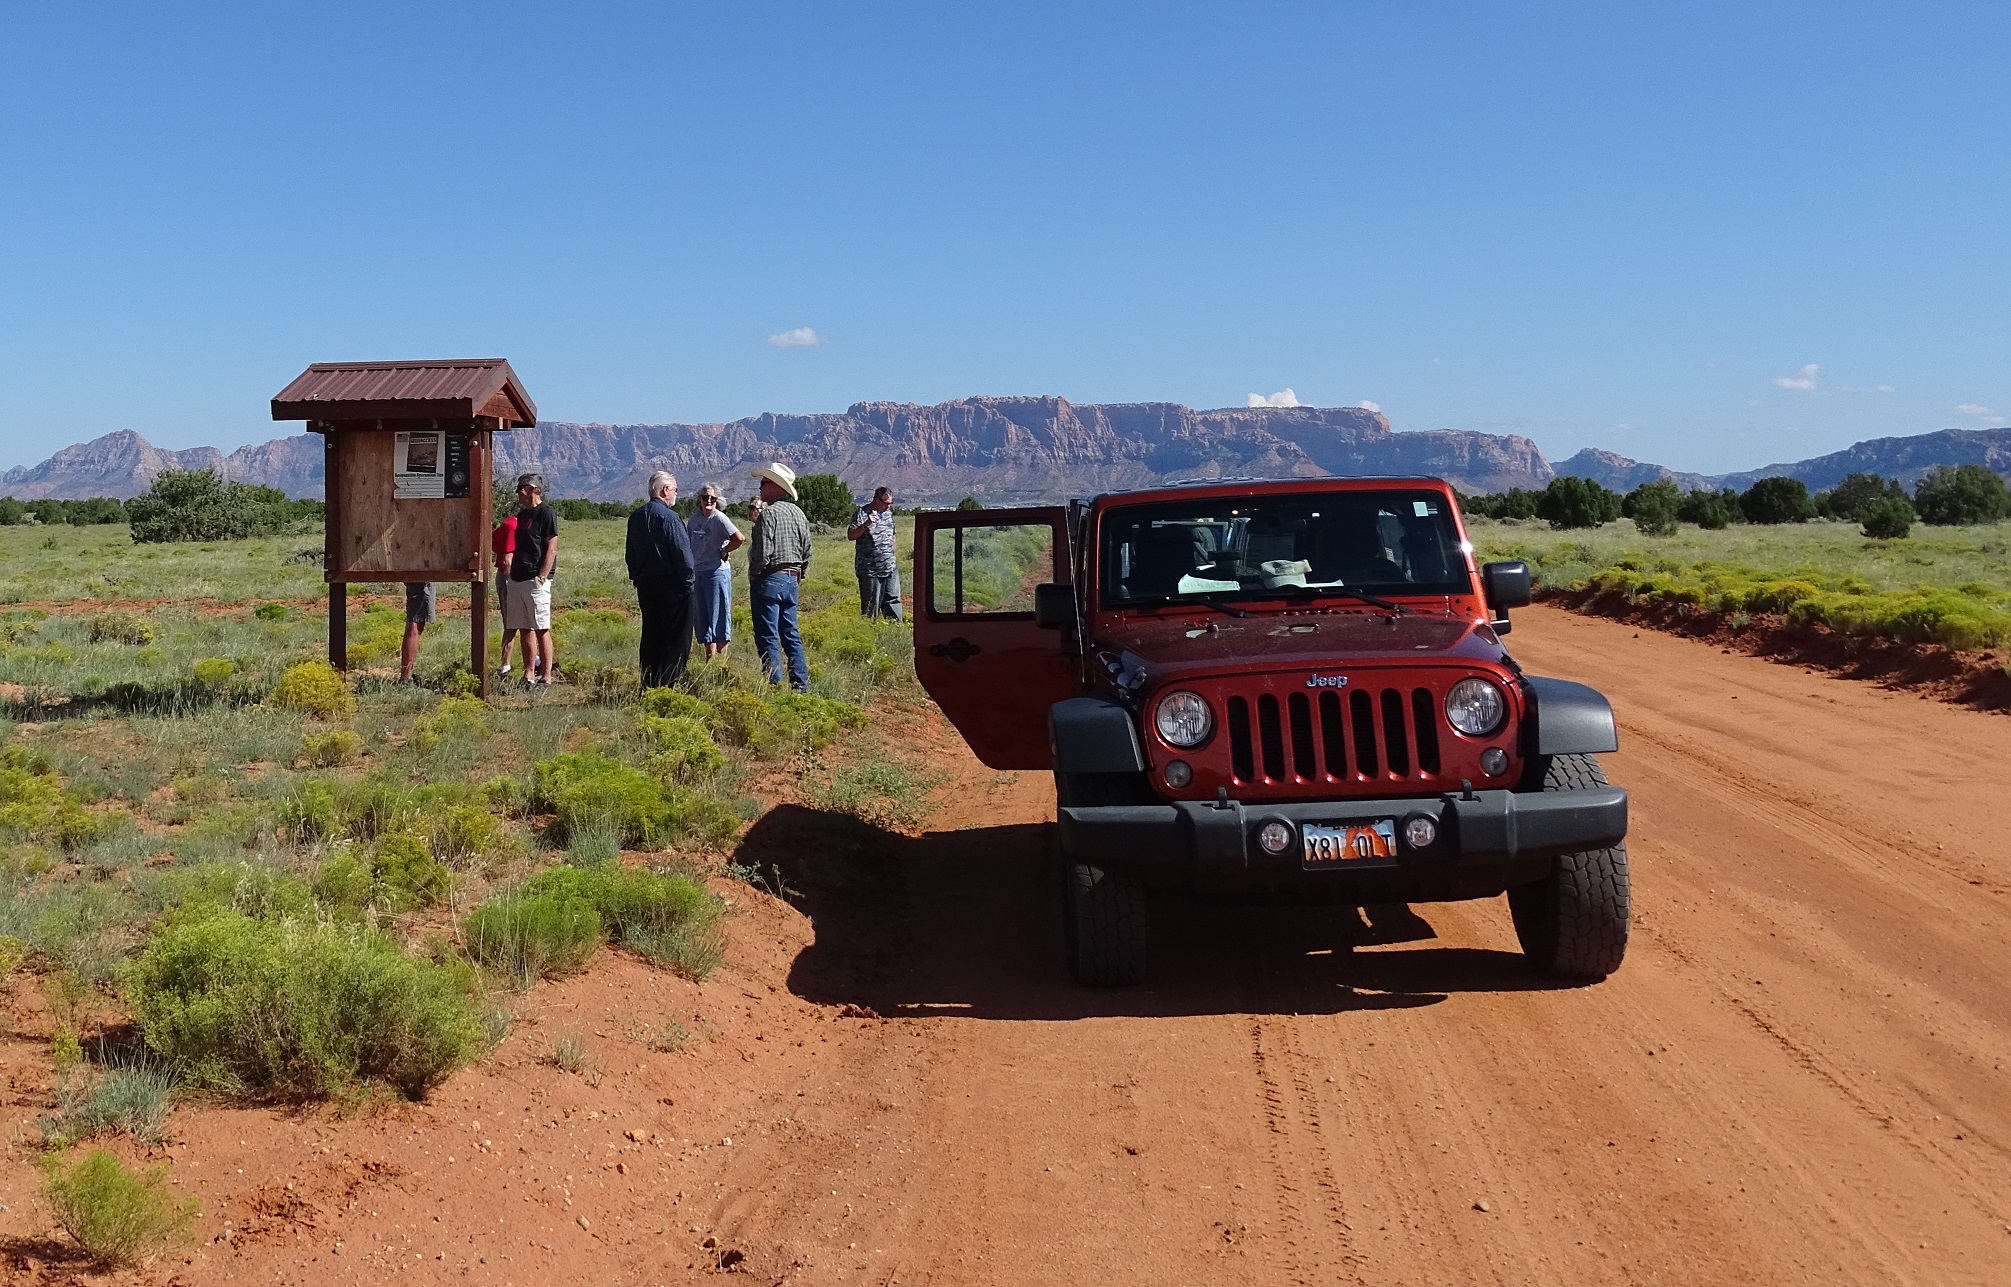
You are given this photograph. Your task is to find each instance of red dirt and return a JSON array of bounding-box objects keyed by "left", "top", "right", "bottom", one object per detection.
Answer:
[{"left": 4, "top": 604, "right": 2011, "bottom": 1284}]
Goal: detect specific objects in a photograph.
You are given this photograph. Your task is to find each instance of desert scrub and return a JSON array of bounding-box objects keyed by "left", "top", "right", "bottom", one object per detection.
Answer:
[
  {"left": 1582, "top": 559, "right": 2011, "bottom": 650},
  {"left": 86, "top": 612, "right": 156, "bottom": 646},
  {"left": 531, "top": 751, "right": 738, "bottom": 848},
  {"left": 343, "top": 602, "right": 405, "bottom": 667},
  {"left": 0, "top": 745, "right": 119, "bottom": 850},
  {"left": 708, "top": 688, "right": 866, "bottom": 757},
  {"left": 190, "top": 656, "right": 237, "bottom": 688},
  {"left": 465, "top": 862, "right": 723, "bottom": 984},
  {"left": 302, "top": 728, "right": 364, "bottom": 766},
  {"left": 412, "top": 694, "right": 491, "bottom": 750},
  {"left": 40, "top": 1149, "right": 198, "bottom": 1267},
  {"left": 269, "top": 658, "right": 356, "bottom": 718},
  {"left": 123, "top": 908, "right": 484, "bottom": 1097},
  {"left": 46, "top": 1058, "right": 177, "bottom": 1145},
  {"left": 369, "top": 832, "right": 452, "bottom": 908}
]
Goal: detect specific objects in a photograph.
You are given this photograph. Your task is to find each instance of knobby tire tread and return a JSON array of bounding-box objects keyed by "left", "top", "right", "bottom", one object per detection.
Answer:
[{"left": 1510, "top": 753, "right": 1630, "bottom": 979}]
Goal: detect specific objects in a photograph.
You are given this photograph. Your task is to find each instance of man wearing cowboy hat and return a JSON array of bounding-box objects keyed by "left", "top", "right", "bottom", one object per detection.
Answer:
[{"left": 746, "top": 461, "right": 812, "bottom": 692}]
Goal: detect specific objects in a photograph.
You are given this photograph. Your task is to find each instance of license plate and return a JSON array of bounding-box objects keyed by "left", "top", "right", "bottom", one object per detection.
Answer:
[{"left": 1301, "top": 819, "right": 1397, "bottom": 868}]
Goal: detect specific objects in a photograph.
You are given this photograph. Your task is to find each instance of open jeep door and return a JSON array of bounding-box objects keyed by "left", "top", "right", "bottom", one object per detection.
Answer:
[{"left": 914, "top": 507, "right": 1077, "bottom": 769}]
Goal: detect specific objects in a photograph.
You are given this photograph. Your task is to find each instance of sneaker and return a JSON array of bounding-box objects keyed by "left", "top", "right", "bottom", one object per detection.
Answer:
[{"left": 496, "top": 664, "right": 512, "bottom": 678}]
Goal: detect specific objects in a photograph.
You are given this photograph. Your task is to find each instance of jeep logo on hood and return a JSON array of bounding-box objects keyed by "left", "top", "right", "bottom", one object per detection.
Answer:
[{"left": 1305, "top": 674, "right": 1349, "bottom": 689}]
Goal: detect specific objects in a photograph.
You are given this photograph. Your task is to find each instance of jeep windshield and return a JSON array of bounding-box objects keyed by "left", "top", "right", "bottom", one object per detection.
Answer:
[{"left": 1098, "top": 490, "right": 1469, "bottom": 609}]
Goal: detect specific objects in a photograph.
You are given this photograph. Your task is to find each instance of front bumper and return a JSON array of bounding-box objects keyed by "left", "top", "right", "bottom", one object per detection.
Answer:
[{"left": 1056, "top": 787, "right": 1628, "bottom": 900}]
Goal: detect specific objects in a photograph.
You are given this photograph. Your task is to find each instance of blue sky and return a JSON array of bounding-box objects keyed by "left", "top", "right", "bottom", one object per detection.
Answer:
[{"left": 3, "top": 2, "right": 2008, "bottom": 475}]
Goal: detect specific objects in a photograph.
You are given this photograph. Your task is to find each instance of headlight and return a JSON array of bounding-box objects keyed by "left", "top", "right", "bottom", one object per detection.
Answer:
[
  {"left": 1154, "top": 690, "right": 1214, "bottom": 747},
  {"left": 1444, "top": 677, "right": 1507, "bottom": 737}
]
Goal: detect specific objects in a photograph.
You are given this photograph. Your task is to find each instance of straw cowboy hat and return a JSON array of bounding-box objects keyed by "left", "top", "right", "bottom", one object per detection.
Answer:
[{"left": 751, "top": 461, "right": 799, "bottom": 501}]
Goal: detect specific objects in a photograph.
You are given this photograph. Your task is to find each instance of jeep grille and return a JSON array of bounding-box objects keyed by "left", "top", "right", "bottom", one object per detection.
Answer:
[{"left": 1224, "top": 684, "right": 1444, "bottom": 788}]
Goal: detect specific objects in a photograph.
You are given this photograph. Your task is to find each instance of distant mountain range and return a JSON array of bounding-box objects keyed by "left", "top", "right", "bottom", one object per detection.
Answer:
[{"left": 5, "top": 398, "right": 2008, "bottom": 504}]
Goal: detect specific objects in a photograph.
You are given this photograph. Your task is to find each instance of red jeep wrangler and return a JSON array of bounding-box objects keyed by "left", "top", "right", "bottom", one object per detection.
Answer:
[{"left": 914, "top": 478, "right": 1629, "bottom": 987}]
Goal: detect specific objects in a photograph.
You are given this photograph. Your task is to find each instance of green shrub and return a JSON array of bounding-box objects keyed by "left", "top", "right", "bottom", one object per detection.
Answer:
[
  {"left": 1913, "top": 464, "right": 2011, "bottom": 526},
  {"left": 794, "top": 473, "right": 857, "bottom": 526},
  {"left": 412, "top": 694, "right": 490, "bottom": 750},
  {"left": 253, "top": 602, "right": 290, "bottom": 622},
  {"left": 434, "top": 803, "right": 506, "bottom": 866},
  {"left": 1675, "top": 488, "right": 1740, "bottom": 529},
  {"left": 1739, "top": 477, "right": 1819, "bottom": 524},
  {"left": 1861, "top": 496, "right": 1915, "bottom": 540},
  {"left": 1817, "top": 472, "right": 1908, "bottom": 522},
  {"left": 269, "top": 659, "right": 356, "bottom": 718},
  {"left": 40, "top": 1149, "right": 198, "bottom": 1267},
  {"left": 531, "top": 752, "right": 674, "bottom": 846},
  {"left": 310, "top": 851, "right": 378, "bottom": 913},
  {"left": 190, "top": 657, "right": 237, "bottom": 687},
  {"left": 153, "top": 861, "right": 318, "bottom": 924},
  {"left": 345, "top": 604, "right": 404, "bottom": 667},
  {"left": 642, "top": 688, "right": 713, "bottom": 721},
  {"left": 709, "top": 688, "right": 864, "bottom": 756},
  {"left": 372, "top": 833, "right": 451, "bottom": 909},
  {"left": 87, "top": 613, "right": 155, "bottom": 646},
  {"left": 1535, "top": 477, "right": 1623, "bottom": 530},
  {"left": 123, "top": 909, "right": 484, "bottom": 1097},
  {"left": 0, "top": 747, "right": 114, "bottom": 851},
  {"left": 464, "top": 889, "right": 603, "bottom": 986},
  {"left": 643, "top": 714, "right": 725, "bottom": 780},
  {"left": 301, "top": 729, "right": 363, "bottom": 767},
  {"left": 1624, "top": 480, "right": 1681, "bottom": 537},
  {"left": 126, "top": 468, "right": 308, "bottom": 544}
]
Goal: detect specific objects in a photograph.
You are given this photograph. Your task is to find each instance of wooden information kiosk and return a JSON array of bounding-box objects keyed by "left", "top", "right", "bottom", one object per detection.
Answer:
[{"left": 270, "top": 359, "right": 537, "bottom": 698}]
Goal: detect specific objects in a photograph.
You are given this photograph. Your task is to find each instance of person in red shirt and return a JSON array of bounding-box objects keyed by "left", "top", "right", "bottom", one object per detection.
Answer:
[{"left": 491, "top": 512, "right": 519, "bottom": 678}]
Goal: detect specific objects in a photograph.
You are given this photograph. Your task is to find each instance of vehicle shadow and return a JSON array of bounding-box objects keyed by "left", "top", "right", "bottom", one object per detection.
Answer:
[{"left": 735, "top": 805, "right": 1580, "bottom": 1021}]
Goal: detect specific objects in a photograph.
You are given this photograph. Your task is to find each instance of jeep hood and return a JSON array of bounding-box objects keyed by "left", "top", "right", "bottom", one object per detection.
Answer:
[{"left": 1103, "top": 609, "right": 1509, "bottom": 685}]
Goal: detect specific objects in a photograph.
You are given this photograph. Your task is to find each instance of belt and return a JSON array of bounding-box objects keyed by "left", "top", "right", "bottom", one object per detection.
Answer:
[{"left": 756, "top": 563, "right": 806, "bottom": 577}]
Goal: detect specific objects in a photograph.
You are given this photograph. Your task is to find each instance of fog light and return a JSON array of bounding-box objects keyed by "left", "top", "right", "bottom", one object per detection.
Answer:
[
  {"left": 1164, "top": 760, "right": 1193, "bottom": 788},
  {"left": 1480, "top": 747, "right": 1509, "bottom": 776},
  {"left": 1257, "top": 822, "right": 1293, "bottom": 854},
  {"left": 1403, "top": 815, "right": 1438, "bottom": 849}
]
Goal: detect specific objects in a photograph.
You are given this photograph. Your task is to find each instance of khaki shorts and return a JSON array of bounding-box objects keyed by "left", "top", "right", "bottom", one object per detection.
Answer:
[{"left": 502, "top": 577, "right": 551, "bottom": 630}]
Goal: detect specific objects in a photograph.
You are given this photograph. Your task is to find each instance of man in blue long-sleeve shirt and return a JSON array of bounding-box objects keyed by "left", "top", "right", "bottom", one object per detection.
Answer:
[{"left": 626, "top": 470, "right": 696, "bottom": 689}]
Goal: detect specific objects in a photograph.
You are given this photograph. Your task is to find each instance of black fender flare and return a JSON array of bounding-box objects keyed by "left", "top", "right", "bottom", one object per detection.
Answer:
[
  {"left": 1521, "top": 676, "right": 1619, "bottom": 756},
  {"left": 1049, "top": 697, "right": 1147, "bottom": 774}
]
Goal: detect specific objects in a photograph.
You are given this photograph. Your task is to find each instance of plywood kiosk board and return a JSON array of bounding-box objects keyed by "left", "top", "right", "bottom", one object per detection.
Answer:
[{"left": 271, "top": 359, "right": 537, "bottom": 697}]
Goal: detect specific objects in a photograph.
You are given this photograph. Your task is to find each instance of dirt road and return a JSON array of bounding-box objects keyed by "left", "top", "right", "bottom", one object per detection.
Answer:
[
  {"left": 35, "top": 605, "right": 2005, "bottom": 1286},
  {"left": 709, "top": 604, "right": 2011, "bottom": 1286}
]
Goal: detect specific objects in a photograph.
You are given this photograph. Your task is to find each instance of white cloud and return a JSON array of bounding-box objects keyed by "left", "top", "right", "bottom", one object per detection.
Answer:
[
  {"left": 1773, "top": 363, "right": 1820, "bottom": 391},
  {"left": 1247, "top": 388, "right": 1302, "bottom": 408},
  {"left": 766, "top": 326, "right": 826, "bottom": 348},
  {"left": 1957, "top": 403, "right": 2000, "bottom": 418},
  {"left": 1356, "top": 399, "right": 1382, "bottom": 413}
]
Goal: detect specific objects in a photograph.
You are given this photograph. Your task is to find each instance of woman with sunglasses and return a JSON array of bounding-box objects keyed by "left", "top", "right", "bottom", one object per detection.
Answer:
[{"left": 685, "top": 485, "right": 746, "bottom": 661}]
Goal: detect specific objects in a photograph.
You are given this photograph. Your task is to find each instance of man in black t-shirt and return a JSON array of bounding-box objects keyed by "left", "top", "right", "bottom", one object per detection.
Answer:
[{"left": 502, "top": 473, "right": 560, "bottom": 684}]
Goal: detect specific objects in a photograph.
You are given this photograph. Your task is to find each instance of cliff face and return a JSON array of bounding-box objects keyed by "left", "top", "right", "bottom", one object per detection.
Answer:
[
  {"left": 15, "top": 403, "right": 2007, "bottom": 503},
  {"left": 0, "top": 430, "right": 226, "bottom": 501}
]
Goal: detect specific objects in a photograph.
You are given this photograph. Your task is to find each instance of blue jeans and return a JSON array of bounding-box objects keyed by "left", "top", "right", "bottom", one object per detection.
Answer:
[
  {"left": 750, "top": 571, "right": 808, "bottom": 691},
  {"left": 856, "top": 563, "right": 903, "bottom": 620}
]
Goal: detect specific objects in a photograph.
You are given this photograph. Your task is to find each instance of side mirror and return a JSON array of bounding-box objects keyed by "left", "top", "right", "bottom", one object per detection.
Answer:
[
  {"left": 1480, "top": 560, "right": 1532, "bottom": 632},
  {"left": 1033, "top": 582, "right": 1075, "bottom": 629}
]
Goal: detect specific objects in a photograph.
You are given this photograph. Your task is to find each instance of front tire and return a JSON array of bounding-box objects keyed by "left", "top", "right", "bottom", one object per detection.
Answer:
[
  {"left": 1055, "top": 772, "right": 1150, "bottom": 986},
  {"left": 1508, "top": 753, "right": 1630, "bottom": 979}
]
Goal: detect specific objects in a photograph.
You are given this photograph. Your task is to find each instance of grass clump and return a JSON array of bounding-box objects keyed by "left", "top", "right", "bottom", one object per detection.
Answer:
[
  {"left": 464, "top": 887, "right": 602, "bottom": 986},
  {"left": 50, "top": 1060, "right": 178, "bottom": 1145},
  {"left": 412, "top": 694, "right": 490, "bottom": 750},
  {"left": 302, "top": 728, "right": 364, "bottom": 766},
  {"left": 252, "top": 601, "right": 290, "bottom": 622},
  {"left": 87, "top": 613, "right": 155, "bottom": 646},
  {"left": 190, "top": 657, "right": 236, "bottom": 688},
  {"left": 123, "top": 909, "right": 484, "bottom": 1098},
  {"left": 0, "top": 745, "right": 115, "bottom": 850},
  {"left": 709, "top": 689, "right": 866, "bottom": 757},
  {"left": 465, "top": 862, "right": 723, "bottom": 985},
  {"left": 531, "top": 751, "right": 738, "bottom": 848},
  {"left": 40, "top": 1149, "right": 197, "bottom": 1267},
  {"left": 269, "top": 658, "right": 356, "bottom": 719}
]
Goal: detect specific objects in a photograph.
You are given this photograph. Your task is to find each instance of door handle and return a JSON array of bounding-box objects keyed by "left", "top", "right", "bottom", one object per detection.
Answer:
[{"left": 928, "top": 638, "right": 983, "bottom": 662}]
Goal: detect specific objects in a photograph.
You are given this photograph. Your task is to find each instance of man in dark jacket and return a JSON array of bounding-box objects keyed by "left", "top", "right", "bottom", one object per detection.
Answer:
[{"left": 626, "top": 470, "right": 696, "bottom": 689}]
